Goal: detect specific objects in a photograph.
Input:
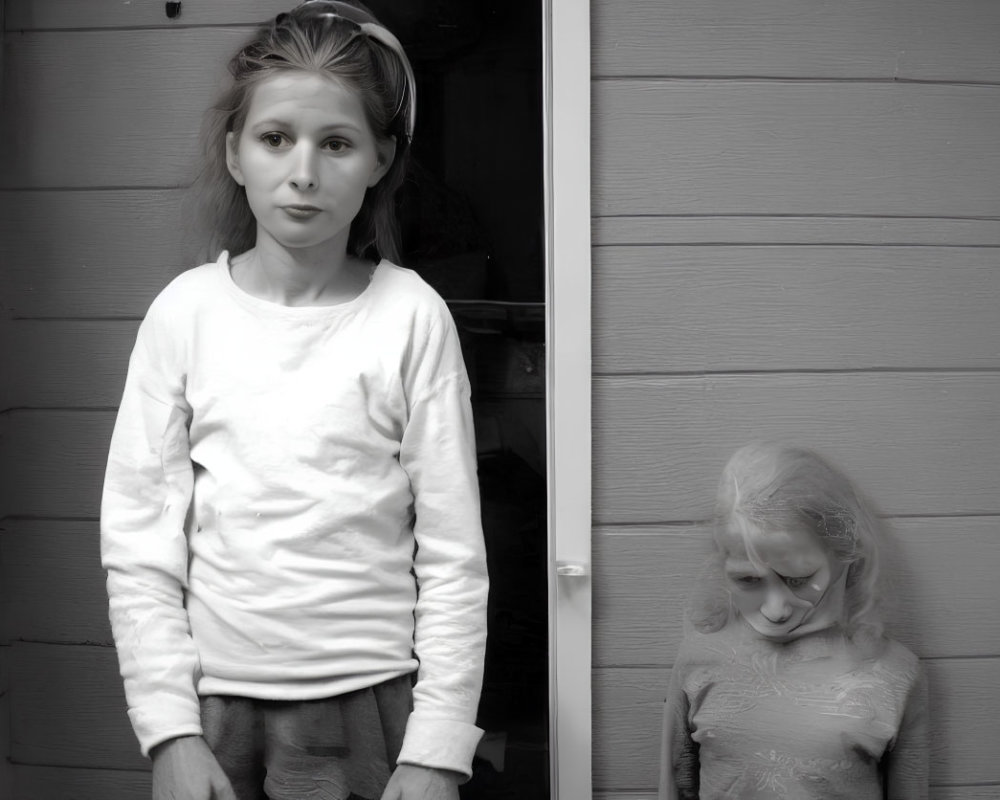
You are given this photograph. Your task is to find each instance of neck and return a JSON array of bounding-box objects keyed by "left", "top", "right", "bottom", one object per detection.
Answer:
[{"left": 236, "top": 229, "right": 371, "bottom": 307}]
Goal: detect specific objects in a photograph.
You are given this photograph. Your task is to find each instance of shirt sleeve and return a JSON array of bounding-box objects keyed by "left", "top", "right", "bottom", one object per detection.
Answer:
[
  {"left": 100, "top": 305, "right": 202, "bottom": 757},
  {"left": 659, "top": 645, "right": 700, "bottom": 800},
  {"left": 883, "top": 661, "right": 930, "bottom": 800},
  {"left": 395, "top": 302, "right": 489, "bottom": 778}
]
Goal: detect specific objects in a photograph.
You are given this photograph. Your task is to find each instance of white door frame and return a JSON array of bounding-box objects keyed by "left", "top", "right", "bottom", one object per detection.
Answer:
[{"left": 543, "top": 1, "right": 592, "bottom": 797}]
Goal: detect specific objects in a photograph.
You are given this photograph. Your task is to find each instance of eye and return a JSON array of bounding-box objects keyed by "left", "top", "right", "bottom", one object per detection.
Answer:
[
  {"left": 731, "top": 575, "right": 761, "bottom": 588},
  {"left": 783, "top": 575, "right": 813, "bottom": 590},
  {"left": 260, "top": 132, "right": 287, "bottom": 148},
  {"left": 322, "top": 138, "right": 350, "bottom": 152}
]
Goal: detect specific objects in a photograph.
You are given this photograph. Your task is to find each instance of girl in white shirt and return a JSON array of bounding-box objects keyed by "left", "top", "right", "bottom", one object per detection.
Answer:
[{"left": 100, "top": 3, "right": 488, "bottom": 799}]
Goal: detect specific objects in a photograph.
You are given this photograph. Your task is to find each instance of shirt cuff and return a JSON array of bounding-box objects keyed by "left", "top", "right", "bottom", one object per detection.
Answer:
[
  {"left": 396, "top": 715, "right": 485, "bottom": 780},
  {"left": 129, "top": 697, "right": 203, "bottom": 758}
]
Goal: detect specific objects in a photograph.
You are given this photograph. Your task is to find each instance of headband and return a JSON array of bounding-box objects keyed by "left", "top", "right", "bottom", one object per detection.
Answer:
[{"left": 297, "top": 0, "right": 416, "bottom": 140}]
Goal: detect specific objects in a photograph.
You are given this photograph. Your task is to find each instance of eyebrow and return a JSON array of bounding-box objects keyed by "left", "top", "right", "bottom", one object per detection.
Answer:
[
  {"left": 249, "top": 118, "right": 363, "bottom": 134},
  {"left": 248, "top": 118, "right": 289, "bottom": 130},
  {"left": 725, "top": 561, "right": 815, "bottom": 579}
]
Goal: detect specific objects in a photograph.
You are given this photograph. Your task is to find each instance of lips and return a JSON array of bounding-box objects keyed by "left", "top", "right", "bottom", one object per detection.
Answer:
[
  {"left": 745, "top": 612, "right": 802, "bottom": 638},
  {"left": 282, "top": 205, "right": 322, "bottom": 219}
]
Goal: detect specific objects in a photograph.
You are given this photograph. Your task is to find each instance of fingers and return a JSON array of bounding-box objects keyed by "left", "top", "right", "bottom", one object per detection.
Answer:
[
  {"left": 211, "top": 773, "right": 240, "bottom": 800},
  {"left": 378, "top": 771, "right": 402, "bottom": 800}
]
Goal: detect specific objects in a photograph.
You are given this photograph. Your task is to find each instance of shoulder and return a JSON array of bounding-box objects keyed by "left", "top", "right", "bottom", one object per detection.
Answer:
[
  {"left": 852, "top": 636, "right": 927, "bottom": 717},
  {"left": 373, "top": 262, "right": 452, "bottom": 320},
  {"left": 675, "top": 624, "right": 743, "bottom": 672},
  {"left": 876, "top": 637, "right": 920, "bottom": 672},
  {"left": 369, "top": 262, "right": 460, "bottom": 355},
  {"left": 145, "top": 258, "right": 224, "bottom": 321},
  {"left": 875, "top": 637, "right": 924, "bottom": 689},
  {"left": 137, "top": 257, "right": 225, "bottom": 354}
]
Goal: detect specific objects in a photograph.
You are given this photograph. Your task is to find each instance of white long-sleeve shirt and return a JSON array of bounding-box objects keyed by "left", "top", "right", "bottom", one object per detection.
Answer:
[{"left": 101, "top": 252, "right": 488, "bottom": 775}]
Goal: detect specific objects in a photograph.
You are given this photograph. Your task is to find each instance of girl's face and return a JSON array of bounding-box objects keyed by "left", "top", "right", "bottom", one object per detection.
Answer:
[
  {"left": 226, "top": 71, "right": 396, "bottom": 255},
  {"left": 722, "top": 525, "right": 844, "bottom": 642}
]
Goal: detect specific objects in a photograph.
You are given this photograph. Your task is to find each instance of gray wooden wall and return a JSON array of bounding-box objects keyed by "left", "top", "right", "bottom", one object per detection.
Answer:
[
  {"left": 589, "top": 2, "right": 1000, "bottom": 799},
  {"left": 0, "top": 2, "right": 294, "bottom": 796}
]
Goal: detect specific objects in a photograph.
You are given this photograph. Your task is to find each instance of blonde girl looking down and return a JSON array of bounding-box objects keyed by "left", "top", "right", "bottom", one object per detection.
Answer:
[{"left": 659, "top": 442, "right": 928, "bottom": 799}]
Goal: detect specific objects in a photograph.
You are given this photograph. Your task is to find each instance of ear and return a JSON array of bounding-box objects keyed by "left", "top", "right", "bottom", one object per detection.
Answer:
[
  {"left": 368, "top": 136, "right": 397, "bottom": 187},
  {"left": 226, "top": 132, "right": 246, "bottom": 186}
]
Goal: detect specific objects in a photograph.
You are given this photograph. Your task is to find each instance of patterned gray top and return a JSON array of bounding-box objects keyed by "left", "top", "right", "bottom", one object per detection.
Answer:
[{"left": 660, "top": 622, "right": 928, "bottom": 799}]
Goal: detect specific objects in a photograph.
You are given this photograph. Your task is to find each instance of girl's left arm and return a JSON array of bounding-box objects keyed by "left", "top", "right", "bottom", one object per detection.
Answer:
[
  {"left": 884, "top": 663, "right": 930, "bottom": 799},
  {"left": 396, "top": 303, "right": 489, "bottom": 781}
]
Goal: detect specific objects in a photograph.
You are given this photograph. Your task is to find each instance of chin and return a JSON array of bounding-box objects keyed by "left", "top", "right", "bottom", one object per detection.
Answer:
[
  {"left": 257, "top": 222, "right": 344, "bottom": 252},
  {"left": 271, "top": 234, "right": 334, "bottom": 250}
]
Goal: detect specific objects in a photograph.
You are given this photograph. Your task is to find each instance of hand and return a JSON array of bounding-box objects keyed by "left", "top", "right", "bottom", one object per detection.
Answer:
[
  {"left": 151, "top": 735, "right": 239, "bottom": 800},
  {"left": 379, "top": 764, "right": 461, "bottom": 800}
]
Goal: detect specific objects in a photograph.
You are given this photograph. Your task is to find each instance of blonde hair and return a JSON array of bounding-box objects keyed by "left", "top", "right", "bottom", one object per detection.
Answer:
[
  {"left": 689, "top": 441, "right": 886, "bottom": 646},
  {"left": 191, "top": 1, "right": 414, "bottom": 263}
]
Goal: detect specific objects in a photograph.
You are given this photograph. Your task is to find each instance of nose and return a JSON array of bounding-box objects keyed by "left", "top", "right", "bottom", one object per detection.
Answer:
[
  {"left": 289, "top": 143, "right": 319, "bottom": 191},
  {"left": 761, "top": 589, "right": 793, "bottom": 624}
]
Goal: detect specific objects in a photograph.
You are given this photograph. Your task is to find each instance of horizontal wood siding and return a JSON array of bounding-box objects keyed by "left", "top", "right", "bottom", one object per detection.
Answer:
[
  {"left": 0, "top": 29, "right": 247, "bottom": 188},
  {"left": 0, "top": 99, "right": 12, "bottom": 800},
  {"left": 592, "top": 81, "right": 1000, "bottom": 218},
  {"left": 594, "top": 245, "right": 1000, "bottom": 373},
  {"left": 11, "top": 766, "right": 150, "bottom": 800},
  {"left": 593, "top": 791, "right": 1000, "bottom": 800},
  {"left": 591, "top": 0, "right": 1000, "bottom": 796},
  {"left": 593, "top": 373, "right": 1000, "bottom": 523},
  {"left": 3, "top": 411, "right": 113, "bottom": 519},
  {"left": 9, "top": 643, "right": 144, "bottom": 770},
  {"left": 591, "top": 0, "right": 1000, "bottom": 83},
  {"left": 1, "top": 522, "right": 112, "bottom": 645},
  {"left": 0, "top": 190, "right": 195, "bottom": 318},
  {"left": 8, "top": 321, "right": 136, "bottom": 407},
  {"left": 0, "top": 645, "right": 10, "bottom": 792},
  {"left": 6, "top": 0, "right": 289, "bottom": 29},
  {"left": 592, "top": 216, "right": 1000, "bottom": 247}
]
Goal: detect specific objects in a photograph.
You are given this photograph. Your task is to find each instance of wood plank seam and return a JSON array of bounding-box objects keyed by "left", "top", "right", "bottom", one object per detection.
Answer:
[{"left": 593, "top": 75, "right": 1000, "bottom": 87}]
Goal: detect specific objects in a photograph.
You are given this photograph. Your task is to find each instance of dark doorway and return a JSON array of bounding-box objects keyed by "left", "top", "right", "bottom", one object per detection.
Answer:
[{"left": 368, "top": 3, "right": 548, "bottom": 798}]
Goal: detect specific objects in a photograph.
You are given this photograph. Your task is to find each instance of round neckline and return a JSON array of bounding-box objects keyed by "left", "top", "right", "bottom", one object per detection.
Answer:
[
  {"left": 729, "top": 615, "right": 848, "bottom": 656},
  {"left": 216, "top": 250, "right": 384, "bottom": 319}
]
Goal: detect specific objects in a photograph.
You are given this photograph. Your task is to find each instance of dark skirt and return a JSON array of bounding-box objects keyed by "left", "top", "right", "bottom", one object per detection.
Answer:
[{"left": 200, "top": 673, "right": 413, "bottom": 800}]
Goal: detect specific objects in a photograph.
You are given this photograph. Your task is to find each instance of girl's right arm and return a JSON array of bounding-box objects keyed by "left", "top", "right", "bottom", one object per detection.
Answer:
[
  {"left": 100, "top": 301, "right": 204, "bottom": 758},
  {"left": 658, "top": 648, "right": 699, "bottom": 800}
]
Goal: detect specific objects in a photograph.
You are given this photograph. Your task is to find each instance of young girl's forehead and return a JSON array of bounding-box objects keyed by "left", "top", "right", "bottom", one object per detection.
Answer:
[
  {"left": 240, "top": 71, "right": 371, "bottom": 133},
  {"left": 721, "top": 522, "right": 829, "bottom": 565},
  {"left": 247, "top": 70, "right": 358, "bottom": 107}
]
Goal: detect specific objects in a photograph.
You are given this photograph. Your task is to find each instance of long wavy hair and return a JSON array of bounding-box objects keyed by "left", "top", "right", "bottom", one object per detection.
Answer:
[
  {"left": 688, "top": 441, "right": 886, "bottom": 647},
  {"left": 191, "top": 1, "right": 414, "bottom": 264}
]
